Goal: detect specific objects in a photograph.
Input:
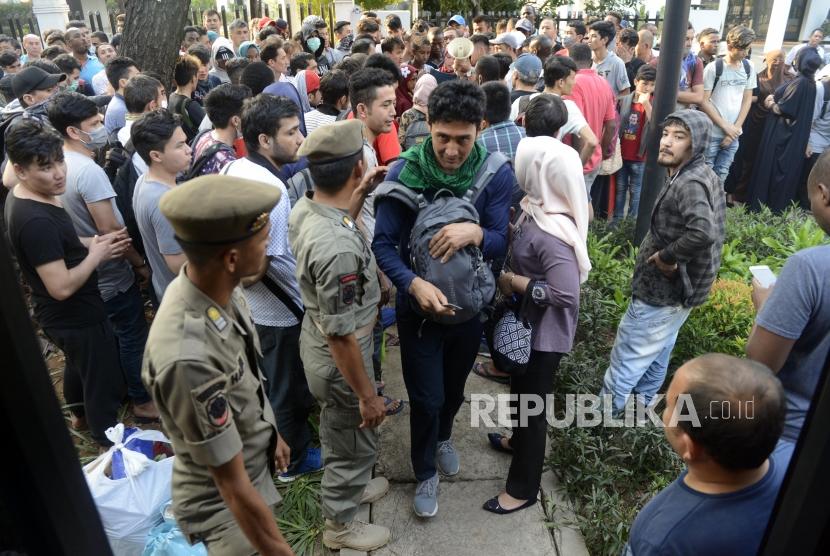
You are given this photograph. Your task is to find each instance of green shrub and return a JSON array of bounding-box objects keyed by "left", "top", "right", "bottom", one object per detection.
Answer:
[{"left": 548, "top": 206, "right": 826, "bottom": 555}]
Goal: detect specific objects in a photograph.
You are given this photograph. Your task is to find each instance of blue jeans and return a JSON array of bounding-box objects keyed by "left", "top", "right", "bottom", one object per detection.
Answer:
[
  {"left": 104, "top": 284, "right": 150, "bottom": 404},
  {"left": 705, "top": 135, "right": 739, "bottom": 184},
  {"left": 599, "top": 298, "right": 692, "bottom": 413},
  {"left": 256, "top": 322, "right": 314, "bottom": 472},
  {"left": 613, "top": 161, "right": 644, "bottom": 221}
]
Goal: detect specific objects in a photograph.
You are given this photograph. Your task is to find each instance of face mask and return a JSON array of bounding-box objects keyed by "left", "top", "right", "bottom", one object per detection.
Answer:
[
  {"left": 160, "top": 99, "right": 168, "bottom": 109},
  {"left": 79, "top": 125, "right": 108, "bottom": 150},
  {"left": 67, "top": 80, "right": 79, "bottom": 92},
  {"left": 562, "top": 35, "right": 575, "bottom": 48},
  {"left": 307, "top": 37, "right": 321, "bottom": 52}
]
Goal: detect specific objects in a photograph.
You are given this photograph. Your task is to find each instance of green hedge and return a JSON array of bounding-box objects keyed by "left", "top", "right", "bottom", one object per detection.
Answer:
[{"left": 548, "top": 206, "right": 828, "bottom": 555}]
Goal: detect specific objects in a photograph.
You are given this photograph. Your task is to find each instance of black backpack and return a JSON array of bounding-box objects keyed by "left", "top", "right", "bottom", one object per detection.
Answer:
[
  {"left": 109, "top": 139, "right": 145, "bottom": 257},
  {"left": 711, "top": 57, "right": 752, "bottom": 92}
]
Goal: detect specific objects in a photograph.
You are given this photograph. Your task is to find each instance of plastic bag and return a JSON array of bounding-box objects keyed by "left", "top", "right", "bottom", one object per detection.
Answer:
[
  {"left": 84, "top": 424, "right": 175, "bottom": 556},
  {"left": 142, "top": 502, "right": 207, "bottom": 556}
]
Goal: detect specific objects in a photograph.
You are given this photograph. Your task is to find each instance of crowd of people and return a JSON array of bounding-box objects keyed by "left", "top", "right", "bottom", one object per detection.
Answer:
[{"left": 0, "top": 6, "right": 829, "bottom": 555}]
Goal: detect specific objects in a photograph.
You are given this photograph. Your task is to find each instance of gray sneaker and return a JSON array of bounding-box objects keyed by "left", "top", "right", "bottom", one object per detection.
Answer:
[
  {"left": 436, "top": 439, "right": 460, "bottom": 476},
  {"left": 413, "top": 473, "right": 439, "bottom": 517}
]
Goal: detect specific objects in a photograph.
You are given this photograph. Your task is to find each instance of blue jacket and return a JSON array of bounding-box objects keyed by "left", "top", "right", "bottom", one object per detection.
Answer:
[{"left": 371, "top": 156, "right": 515, "bottom": 311}]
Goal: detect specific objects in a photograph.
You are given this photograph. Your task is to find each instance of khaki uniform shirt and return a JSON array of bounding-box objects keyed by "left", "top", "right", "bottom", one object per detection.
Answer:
[
  {"left": 288, "top": 195, "right": 380, "bottom": 356},
  {"left": 141, "top": 265, "right": 280, "bottom": 537}
]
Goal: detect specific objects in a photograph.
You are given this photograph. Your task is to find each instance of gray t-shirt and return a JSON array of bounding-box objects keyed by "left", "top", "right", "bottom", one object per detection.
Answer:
[
  {"left": 703, "top": 58, "right": 757, "bottom": 138},
  {"left": 756, "top": 245, "right": 830, "bottom": 443},
  {"left": 60, "top": 149, "right": 134, "bottom": 302},
  {"left": 133, "top": 174, "right": 181, "bottom": 300},
  {"left": 593, "top": 51, "right": 630, "bottom": 97}
]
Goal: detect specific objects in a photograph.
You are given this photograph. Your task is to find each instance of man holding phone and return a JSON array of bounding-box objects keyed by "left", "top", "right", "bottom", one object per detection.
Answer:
[
  {"left": 289, "top": 119, "right": 392, "bottom": 553},
  {"left": 372, "top": 80, "right": 514, "bottom": 518},
  {"left": 746, "top": 151, "right": 830, "bottom": 445}
]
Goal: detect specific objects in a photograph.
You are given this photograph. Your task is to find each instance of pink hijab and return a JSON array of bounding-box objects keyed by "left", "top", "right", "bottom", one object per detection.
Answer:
[
  {"left": 412, "top": 73, "right": 438, "bottom": 115},
  {"left": 515, "top": 136, "right": 591, "bottom": 283}
]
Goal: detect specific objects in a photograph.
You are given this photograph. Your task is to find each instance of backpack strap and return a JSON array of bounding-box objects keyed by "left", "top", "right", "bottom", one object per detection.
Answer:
[
  {"left": 286, "top": 168, "right": 315, "bottom": 207},
  {"left": 711, "top": 58, "right": 724, "bottom": 92},
  {"left": 463, "top": 152, "right": 510, "bottom": 204},
  {"left": 373, "top": 180, "right": 424, "bottom": 214}
]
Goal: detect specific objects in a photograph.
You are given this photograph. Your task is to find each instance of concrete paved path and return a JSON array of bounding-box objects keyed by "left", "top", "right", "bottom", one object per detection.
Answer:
[{"left": 355, "top": 337, "right": 589, "bottom": 556}]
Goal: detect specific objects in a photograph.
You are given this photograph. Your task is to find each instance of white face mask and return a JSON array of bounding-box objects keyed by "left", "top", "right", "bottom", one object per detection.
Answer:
[{"left": 160, "top": 99, "right": 168, "bottom": 109}]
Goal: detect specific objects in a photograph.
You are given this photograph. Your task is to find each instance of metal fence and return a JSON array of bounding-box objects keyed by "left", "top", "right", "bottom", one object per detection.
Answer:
[{"left": 0, "top": 16, "right": 40, "bottom": 43}]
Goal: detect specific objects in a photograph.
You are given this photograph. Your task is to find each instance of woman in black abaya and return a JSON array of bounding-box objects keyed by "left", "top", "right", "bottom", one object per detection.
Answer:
[{"left": 748, "top": 48, "right": 822, "bottom": 213}]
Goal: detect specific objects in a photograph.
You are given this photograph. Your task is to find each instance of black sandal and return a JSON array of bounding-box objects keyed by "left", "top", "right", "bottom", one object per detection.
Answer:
[
  {"left": 482, "top": 495, "right": 537, "bottom": 515},
  {"left": 487, "top": 432, "right": 513, "bottom": 454}
]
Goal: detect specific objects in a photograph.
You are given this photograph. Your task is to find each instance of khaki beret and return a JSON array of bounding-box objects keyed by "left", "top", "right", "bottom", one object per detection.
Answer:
[
  {"left": 159, "top": 175, "right": 280, "bottom": 245},
  {"left": 297, "top": 119, "right": 364, "bottom": 162}
]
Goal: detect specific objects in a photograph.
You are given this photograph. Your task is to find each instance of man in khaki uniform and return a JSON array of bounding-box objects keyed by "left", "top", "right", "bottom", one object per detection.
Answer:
[
  {"left": 288, "top": 119, "right": 391, "bottom": 552},
  {"left": 142, "top": 175, "right": 293, "bottom": 556}
]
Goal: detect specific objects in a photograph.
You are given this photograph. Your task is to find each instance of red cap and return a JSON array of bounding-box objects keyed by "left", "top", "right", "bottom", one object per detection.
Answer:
[
  {"left": 257, "top": 17, "right": 276, "bottom": 30},
  {"left": 305, "top": 71, "right": 321, "bottom": 93}
]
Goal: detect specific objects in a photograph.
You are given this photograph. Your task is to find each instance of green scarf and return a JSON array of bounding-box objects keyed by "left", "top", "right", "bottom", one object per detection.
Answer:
[{"left": 397, "top": 136, "right": 487, "bottom": 195}]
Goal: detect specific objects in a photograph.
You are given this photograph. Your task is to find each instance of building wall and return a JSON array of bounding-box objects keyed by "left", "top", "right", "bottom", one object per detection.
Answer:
[{"left": 800, "top": 0, "right": 828, "bottom": 40}]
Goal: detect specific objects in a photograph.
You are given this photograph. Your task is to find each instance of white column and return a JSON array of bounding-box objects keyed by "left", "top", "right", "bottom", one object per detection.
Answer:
[
  {"left": 32, "top": 0, "right": 70, "bottom": 36},
  {"left": 79, "top": 0, "right": 112, "bottom": 33},
  {"left": 764, "top": 0, "right": 793, "bottom": 53}
]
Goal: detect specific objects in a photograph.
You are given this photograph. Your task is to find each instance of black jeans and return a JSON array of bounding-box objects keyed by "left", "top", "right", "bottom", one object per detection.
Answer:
[
  {"left": 255, "top": 322, "right": 314, "bottom": 472},
  {"left": 104, "top": 284, "right": 151, "bottom": 404},
  {"left": 506, "top": 350, "right": 562, "bottom": 500},
  {"left": 397, "top": 308, "right": 482, "bottom": 481},
  {"left": 46, "top": 321, "right": 126, "bottom": 446}
]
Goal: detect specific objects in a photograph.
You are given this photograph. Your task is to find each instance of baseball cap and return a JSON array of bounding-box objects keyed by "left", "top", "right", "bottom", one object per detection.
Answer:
[
  {"left": 515, "top": 18, "right": 534, "bottom": 34},
  {"left": 257, "top": 17, "right": 275, "bottom": 30},
  {"left": 12, "top": 66, "right": 65, "bottom": 99},
  {"left": 275, "top": 19, "right": 289, "bottom": 30},
  {"left": 513, "top": 53, "right": 543, "bottom": 82},
  {"left": 304, "top": 70, "right": 320, "bottom": 94},
  {"left": 491, "top": 31, "right": 524, "bottom": 51},
  {"left": 449, "top": 15, "right": 466, "bottom": 26},
  {"left": 215, "top": 46, "right": 234, "bottom": 62}
]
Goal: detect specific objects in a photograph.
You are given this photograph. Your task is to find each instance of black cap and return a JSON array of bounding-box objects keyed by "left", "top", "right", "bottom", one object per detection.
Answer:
[{"left": 12, "top": 66, "right": 66, "bottom": 98}]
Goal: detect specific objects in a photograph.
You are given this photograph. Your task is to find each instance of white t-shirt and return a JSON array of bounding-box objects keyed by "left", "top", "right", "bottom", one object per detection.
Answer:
[
  {"left": 221, "top": 157, "right": 303, "bottom": 327},
  {"left": 703, "top": 58, "right": 757, "bottom": 137},
  {"left": 785, "top": 43, "right": 826, "bottom": 69},
  {"left": 509, "top": 92, "right": 589, "bottom": 141}
]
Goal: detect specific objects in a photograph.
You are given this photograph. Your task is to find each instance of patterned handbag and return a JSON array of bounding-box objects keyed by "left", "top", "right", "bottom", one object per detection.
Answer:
[{"left": 490, "top": 294, "right": 533, "bottom": 376}]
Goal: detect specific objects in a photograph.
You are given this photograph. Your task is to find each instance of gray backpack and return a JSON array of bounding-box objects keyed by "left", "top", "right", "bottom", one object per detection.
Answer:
[
  {"left": 403, "top": 117, "right": 430, "bottom": 150},
  {"left": 374, "top": 152, "right": 509, "bottom": 324}
]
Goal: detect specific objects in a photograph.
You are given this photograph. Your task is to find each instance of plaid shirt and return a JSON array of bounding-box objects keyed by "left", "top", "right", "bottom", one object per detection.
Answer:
[
  {"left": 632, "top": 111, "right": 726, "bottom": 308},
  {"left": 477, "top": 121, "right": 526, "bottom": 162}
]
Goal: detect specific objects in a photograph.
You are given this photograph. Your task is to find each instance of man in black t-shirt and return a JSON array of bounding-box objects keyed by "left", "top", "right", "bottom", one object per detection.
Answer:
[{"left": 3, "top": 119, "right": 129, "bottom": 447}]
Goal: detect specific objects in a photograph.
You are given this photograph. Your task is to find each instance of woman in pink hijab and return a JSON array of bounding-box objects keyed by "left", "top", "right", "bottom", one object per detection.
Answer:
[
  {"left": 397, "top": 72, "right": 437, "bottom": 150},
  {"left": 483, "top": 94, "right": 589, "bottom": 515}
]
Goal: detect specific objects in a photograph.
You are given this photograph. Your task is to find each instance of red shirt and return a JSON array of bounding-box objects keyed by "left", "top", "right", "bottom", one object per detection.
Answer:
[
  {"left": 565, "top": 69, "right": 616, "bottom": 173},
  {"left": 347, "top": 112, "right": 401, "bottom": 164},
  {"left": 620, "top": 101, "right": 647, "bottom": 162}
]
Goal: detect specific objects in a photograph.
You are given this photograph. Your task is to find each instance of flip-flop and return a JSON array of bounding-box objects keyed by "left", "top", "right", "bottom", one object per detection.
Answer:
[
  {"left": 487, "top": 432, "right": 513, "bottom": 454},
  {"left": 384, "top": 396, "right": 405, "bottom": 416},
  {"left": 472, "top": 361, "right": 510, "bottom": 385}
]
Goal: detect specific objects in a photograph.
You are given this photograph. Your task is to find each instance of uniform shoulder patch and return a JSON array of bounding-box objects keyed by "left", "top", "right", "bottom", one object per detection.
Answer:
[
  {"left": 206, "top": 306, "right": 228, "bottom": 332},
  {"left": 205, "top": 391, "right": 230, "bottom": 428},
  {"left": 339, "top": 272, "right": 358, "bottom": 305}
]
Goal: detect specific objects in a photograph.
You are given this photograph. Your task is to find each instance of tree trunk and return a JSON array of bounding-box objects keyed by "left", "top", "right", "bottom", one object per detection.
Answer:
[{"left": 120, "top": 0, "right": 193, "bottom": 92}]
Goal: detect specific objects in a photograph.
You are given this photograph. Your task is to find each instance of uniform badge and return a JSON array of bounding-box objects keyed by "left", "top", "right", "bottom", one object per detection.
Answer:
[
  {"left": 339, "top": 273, "right": 357, "bottom": 305},
  {"left": 205, "top": 391, "right": 229, "bottom": 427},
  {"left": 532, "top": 284, "right": 545, "bottom": 301},
  {"left": 206, "top": 306, "right": 227, "bottom": 332},
  {"left": 342, "top": 215, "right": 355, "bottom": 230}
]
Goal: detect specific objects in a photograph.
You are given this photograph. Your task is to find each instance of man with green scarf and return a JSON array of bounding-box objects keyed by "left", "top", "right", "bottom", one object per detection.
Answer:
[{"left": 372, "top": 80, "right": 515, "bottom": 518}]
